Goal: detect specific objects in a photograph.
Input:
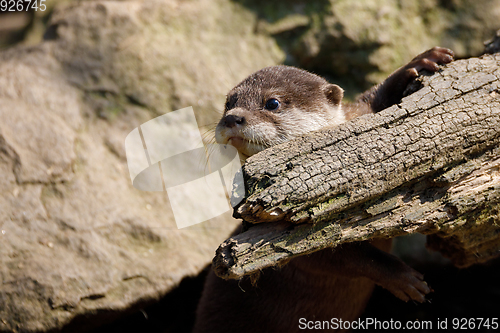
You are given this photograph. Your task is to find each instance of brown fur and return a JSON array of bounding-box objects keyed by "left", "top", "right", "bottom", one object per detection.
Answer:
[
  {"left": 195, "top": 239, "right": 392, "bottom": 333},
  {"left": 195, "top": 47, "right": 454, "bottom": 333}
]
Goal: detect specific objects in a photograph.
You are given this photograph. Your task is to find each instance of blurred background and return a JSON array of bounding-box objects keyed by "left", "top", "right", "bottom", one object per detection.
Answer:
[{"left": 1, "top": 0, "right": 499, "bottom": 332}]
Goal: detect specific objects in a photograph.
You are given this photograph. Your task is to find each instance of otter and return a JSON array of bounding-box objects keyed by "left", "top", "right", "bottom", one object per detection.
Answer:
[{"left": 194, "top": 47, "right": 454, "bottom": 333}]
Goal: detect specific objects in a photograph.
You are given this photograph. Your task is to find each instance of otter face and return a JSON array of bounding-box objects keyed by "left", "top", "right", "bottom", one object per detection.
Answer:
[{"left": 215, "top": 65, "right": 345, "bottom": 160}]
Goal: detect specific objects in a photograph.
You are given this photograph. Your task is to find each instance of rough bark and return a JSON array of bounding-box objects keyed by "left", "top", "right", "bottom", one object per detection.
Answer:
[{"left": 213, "top": 52, "right": 500, "bottom": 280}]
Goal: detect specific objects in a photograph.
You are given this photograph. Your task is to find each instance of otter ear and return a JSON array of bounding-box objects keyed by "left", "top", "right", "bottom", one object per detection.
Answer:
[{"left": 324, "top": 84, "right": 344, "bottom": 105}]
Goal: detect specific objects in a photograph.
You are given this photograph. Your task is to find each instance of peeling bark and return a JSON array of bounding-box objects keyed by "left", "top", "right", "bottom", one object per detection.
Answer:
[{"left": 213, "top": 53, "right": 500, "bottom": 280}]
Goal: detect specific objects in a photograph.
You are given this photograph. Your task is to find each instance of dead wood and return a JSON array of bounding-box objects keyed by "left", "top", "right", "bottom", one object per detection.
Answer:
[{"left": 213, "top": 53, "right": 500, "bottom": 280}]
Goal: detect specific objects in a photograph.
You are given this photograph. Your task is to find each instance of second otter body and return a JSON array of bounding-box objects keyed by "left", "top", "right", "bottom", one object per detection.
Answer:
[{"left": 195, "top": 47, "right": 454, "bottom": 332}]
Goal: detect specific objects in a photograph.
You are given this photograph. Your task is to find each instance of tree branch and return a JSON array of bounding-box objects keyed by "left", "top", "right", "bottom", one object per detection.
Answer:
[{"left": 213, "top": 53, "right": 500, "bottom": 280}]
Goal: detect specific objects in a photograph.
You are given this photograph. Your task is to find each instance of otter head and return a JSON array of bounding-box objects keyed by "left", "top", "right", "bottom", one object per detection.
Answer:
[{"left": 215, "top": 65, "right": 345, "bottom": 160}]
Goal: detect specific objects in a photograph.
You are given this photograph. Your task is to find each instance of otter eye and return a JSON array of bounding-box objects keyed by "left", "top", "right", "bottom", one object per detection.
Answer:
[{"left": 265, "top": 98, "right": 280, "bottom": 111}]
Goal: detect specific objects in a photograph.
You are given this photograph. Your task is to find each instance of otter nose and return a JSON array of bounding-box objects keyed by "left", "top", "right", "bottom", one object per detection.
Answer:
[{"left": 223, "top": 115, "right": 245, "bottom": 128}]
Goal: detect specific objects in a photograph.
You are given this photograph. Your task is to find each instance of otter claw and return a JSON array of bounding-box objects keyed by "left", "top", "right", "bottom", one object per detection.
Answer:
[{"left": 408, "top": 46, "right": 454, "bottom": 74}]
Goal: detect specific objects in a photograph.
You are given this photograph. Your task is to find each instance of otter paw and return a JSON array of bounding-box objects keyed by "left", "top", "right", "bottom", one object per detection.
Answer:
[
  {"left": 381, "top": 266, "right": 432, "bottom": 303},
  {"left": 407, "top": 46, "right": 454, "bottom": 74},
  {"left": 236, "top": 203, "right": 286, "bottom": 223}
]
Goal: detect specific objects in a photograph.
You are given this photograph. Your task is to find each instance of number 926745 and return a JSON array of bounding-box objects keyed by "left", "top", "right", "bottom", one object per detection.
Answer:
[{"left": 0, "top": 0, "right": 46, "bottom": 12}]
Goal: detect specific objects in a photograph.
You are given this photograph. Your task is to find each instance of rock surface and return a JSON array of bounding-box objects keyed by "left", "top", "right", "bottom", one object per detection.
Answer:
[
  {"left": 0, "top": 1, "right": 282, "bottom": 332},
  {"left": 238, "top": 0, "right": 500, "bottom": 92}
]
